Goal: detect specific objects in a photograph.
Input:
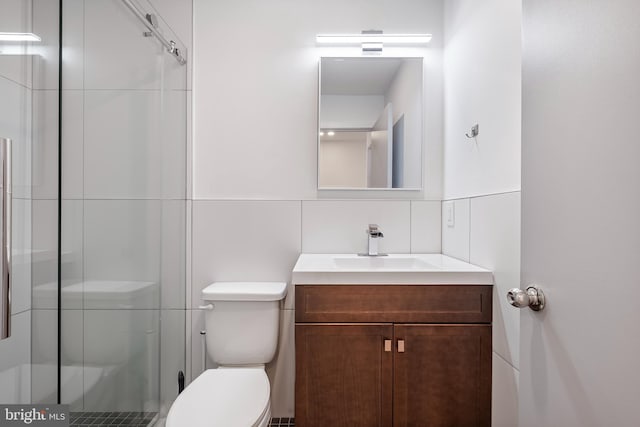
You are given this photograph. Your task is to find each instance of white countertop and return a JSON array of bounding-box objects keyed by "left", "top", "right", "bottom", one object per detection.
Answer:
[{"left": 292, "top": 253, "right": 493, "bottom": 285}]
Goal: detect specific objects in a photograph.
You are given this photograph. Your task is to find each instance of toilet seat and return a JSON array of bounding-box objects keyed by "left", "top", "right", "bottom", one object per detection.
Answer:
[{"left": 166, "top": 368, "right": 271, "bottom": 427}]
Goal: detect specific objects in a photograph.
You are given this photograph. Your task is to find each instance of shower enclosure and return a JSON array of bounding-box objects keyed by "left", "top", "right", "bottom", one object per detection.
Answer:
[{"left": 1, "top": 1, "right": 188, "bottom": 425}]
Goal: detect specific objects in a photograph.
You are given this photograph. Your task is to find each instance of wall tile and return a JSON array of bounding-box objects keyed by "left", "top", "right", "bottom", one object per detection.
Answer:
[
  {"left": 61, "top": 309, "right": 84, "bottom": 410},
  {"left": 31, "top": 90, "right": 58, "bottom": 200},
  {"left": 160, "top": 89, "right": 188, "bottom": 198},
  {"left": 266, "top": 309, "right": 295, "bottom": 418},
  {"left": 60, "top": 0, "right": 84, "bottom": 90},
  {"left": 31, "top": 309, "right": 57, "bottom": 372},
  {"left": 0, "top": 311, "right": 31, "bottom": 404},
  {"left": 84, "top": 90, "right": 185, "bottom": 199},
  {"left": 191, "top": 201, "right": 301, "bottom": 308},
  {"left": 441, "top": 198, "right": 470, "bottom": 262},
  {"left": 410, "top": 200, "right": 442, "bottom": 253},
  {"left": 60, "top": 200, "right": 84, "bottom": 310},
  {"left": 32, "top": 200, "right": 85, "bottom": 311},
  {"left": 186, "top": 91, "right": 192, "bottom": 199},
  {"left": 0, "top": 77, "right": 32, "bottom": 199},
  {"left": 84, "top": 200, "right": 161, "bottom": 309},
  {"left": 470, "top": 192, "right": 520, "bottom": 368},
  {"left": 12, "top": 198, "right": 32, "bottom": 314},
  {"left": 492, "top": 353, "right": 519, "bottom": 427},
  {"left": 31, "top": 200, "right": 57, "bottom": 309},
  {"left": 0, "top": 0, "right": 33, "bottom": 89},
  {"left": 32, "top": 309, "right": 84, "bottom": 407},
  {"left": 84, "top": 0, "right": 187, "bottom": 91},
  {"left": 302, "top": 200, "right": 411, "bottom": 254},
  {"left": 32, "top": 0, "right": 60, "bottom": 90},
  {"left": 84, "top": 0, "right": 160, "bottom": 90},
  {"left": 185, "top": 200, "right": 192, "bottom": 309},
  {"left": 161, "top": 201, "right": 187, "bottom": 309},
  {"left": 83, "top": 309, "right": 160, "bottom": 412},
  {"left": 160, "top": 309, "right": 186, "bottom": 411},
  {"left": 62, "top": 90, "right": 84, "bottom": 199},
  {"left": 0, "top": 55, "right": 31, "bottom": 92}
]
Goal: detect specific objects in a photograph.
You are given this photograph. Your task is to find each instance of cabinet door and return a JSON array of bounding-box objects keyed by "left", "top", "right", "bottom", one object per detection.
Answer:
[
  {"left": 296, "top": 324, "right": 393, "bottom": 427},
  {"left": 393, "top": 325, "right": 491, "bottom": 427}
]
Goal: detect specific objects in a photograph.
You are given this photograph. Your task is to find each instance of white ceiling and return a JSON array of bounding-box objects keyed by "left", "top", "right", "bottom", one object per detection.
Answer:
[
  {"left": 321, "top": 58, "right": 403, "bottom": 95},
  {"left": 319, "top": 131, "right": 369, "bottom": 142}
]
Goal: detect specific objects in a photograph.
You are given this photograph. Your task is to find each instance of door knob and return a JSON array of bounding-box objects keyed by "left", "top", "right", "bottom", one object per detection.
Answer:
[{"left": 507, "top": 285, "right": 545, "bottom": 311}]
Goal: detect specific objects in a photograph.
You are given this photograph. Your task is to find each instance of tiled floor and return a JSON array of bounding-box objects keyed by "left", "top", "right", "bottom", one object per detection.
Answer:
[
  {"left": 69, "top": 412, "right": 291, "bottom": 426},
  {"left": 69, "top": 412, "right": 157, "bottom": 426},
  {"left": 269, "top": 418, "right": 295, "bottom": 427}
]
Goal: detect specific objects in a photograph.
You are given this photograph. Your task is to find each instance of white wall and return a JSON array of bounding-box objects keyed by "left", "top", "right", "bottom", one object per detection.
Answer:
[
  {"left": 442, "top": 1, "right": 522, "bottom": 426},
  {"left": 319, "top": 137, "right": 367, "bottom": 188},
  {"left": 192, "top": 0, "right": 445, "bottom": 416},
  {"left": 443, "top": 0, "right": 521, "bottom": 200},
  {"left": 385, "top": 59, "right": 423, "bottom": 188},
  {"left": 193, "top": 0, "right": 444, "bottom": 200}
]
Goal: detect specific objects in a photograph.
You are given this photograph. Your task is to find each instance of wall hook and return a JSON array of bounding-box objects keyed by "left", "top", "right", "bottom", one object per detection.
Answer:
[{"left": 465, "top": 124, "right": 479, "bottom": 138}]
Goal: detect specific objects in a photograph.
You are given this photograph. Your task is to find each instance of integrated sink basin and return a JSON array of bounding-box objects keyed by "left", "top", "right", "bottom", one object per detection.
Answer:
[
  {"left": 292, "top": 253, "right": 493, "bottom": 285},
  {"left": 332, "top": 255, "right": 437, "bottom": 270}
]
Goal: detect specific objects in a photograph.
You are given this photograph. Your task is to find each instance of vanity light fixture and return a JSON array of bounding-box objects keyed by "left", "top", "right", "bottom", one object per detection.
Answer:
[
  {"left": 319, "top": 131, "right": 325, "bottom": 136},
  {"left": 316, "top": 33, "right": 432, "bottom": 45},
  {"left": 0, "top": 32, "right": 41, "bottom": 42},
  {"left": 327, "top": 131, "right": 335, "bottom": 136}
]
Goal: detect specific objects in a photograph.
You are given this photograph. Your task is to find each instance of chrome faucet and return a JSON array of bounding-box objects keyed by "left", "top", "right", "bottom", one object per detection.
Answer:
[{"left": 366, "top": 224, "right": 385, "bottom": 256}]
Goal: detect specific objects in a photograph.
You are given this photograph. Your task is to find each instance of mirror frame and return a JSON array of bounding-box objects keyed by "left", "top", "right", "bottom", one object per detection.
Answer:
[{"left": 317, "top": 56, "right": 425, "bottom": 192}]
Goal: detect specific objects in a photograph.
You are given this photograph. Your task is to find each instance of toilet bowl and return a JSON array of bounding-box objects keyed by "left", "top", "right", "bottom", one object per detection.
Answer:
[
  {"left": 166, "top": 368, "right": 271, "bottom": 427},
  {"left": 166, "top": 281, "right": 287, "bottom": 427}
]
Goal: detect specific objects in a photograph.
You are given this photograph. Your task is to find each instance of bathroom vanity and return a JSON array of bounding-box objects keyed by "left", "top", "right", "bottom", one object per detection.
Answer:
[{"left": 292, "top": 254, "right": 493, "bottom": 427}]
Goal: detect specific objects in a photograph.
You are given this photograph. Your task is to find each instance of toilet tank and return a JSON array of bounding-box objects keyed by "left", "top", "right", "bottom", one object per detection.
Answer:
[{"left": 202, "top": 282, "right": 287, "bottom": 365}]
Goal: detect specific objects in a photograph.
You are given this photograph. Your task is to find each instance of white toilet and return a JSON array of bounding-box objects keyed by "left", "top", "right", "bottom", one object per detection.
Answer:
[{"left": 166, "top": 281, "right": 287, "bottom": 427}]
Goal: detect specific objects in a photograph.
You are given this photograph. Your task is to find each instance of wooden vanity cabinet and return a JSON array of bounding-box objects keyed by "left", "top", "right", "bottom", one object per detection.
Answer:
[{"left": 295, "top": 285, "right": 492, "bottom": 427}]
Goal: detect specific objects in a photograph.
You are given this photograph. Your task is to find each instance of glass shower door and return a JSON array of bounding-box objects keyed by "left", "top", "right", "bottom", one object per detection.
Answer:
[
  {"left": 0, "top": 2, "right": 186, "bottom": 423},
  {"left": 58, "top": 0, "right": 187, "bottom": 425}
]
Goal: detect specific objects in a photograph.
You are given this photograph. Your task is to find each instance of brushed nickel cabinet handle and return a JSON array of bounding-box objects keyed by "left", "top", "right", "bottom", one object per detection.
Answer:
[
  {"left": 1, "top": 138, "right": 11, "bottom": 340},
  {"left": 397, "top": 339, "right": 405, "bottom": 353},
  {"left": 384, "top": 339, "right": 392, "bottom": 352}
]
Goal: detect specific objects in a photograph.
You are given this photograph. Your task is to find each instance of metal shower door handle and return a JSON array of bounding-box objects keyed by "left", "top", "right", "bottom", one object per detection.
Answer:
[{"left": 1, "top": 138, "right": 11, "bottom": 340}]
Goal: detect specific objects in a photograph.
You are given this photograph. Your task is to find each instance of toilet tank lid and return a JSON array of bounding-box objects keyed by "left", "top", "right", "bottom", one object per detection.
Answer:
[{"left": 202, "top": 282, "right": 287, "bottom": 301}]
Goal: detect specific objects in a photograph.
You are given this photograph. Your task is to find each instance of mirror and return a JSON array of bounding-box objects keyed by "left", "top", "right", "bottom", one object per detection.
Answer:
[{"left": 318, "top": 57, "right": 423, "bottom": 190}]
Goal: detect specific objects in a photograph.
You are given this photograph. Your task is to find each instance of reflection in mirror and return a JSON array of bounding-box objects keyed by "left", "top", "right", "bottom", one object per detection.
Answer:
[{"left": 318, "top": 57, "right": 423, "bottom": 190}]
